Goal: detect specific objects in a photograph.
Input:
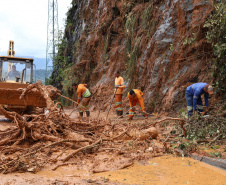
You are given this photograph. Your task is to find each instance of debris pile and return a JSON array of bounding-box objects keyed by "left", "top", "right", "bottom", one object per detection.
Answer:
[{"left": 0, "top": 82, "right": 187, "bottom": 174}]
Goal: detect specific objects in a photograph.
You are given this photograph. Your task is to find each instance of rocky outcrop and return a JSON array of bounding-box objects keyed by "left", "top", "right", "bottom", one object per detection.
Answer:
[{"left": 58, "top": 0, "right": 214, "bottom": 113}]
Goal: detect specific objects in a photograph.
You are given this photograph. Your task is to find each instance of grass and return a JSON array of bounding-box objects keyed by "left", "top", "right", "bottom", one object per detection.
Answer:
[
  {"left": 126, "top": 37, "right": 142, "bottom": 88},
  {"left": 125, "top": 14, "right": 137, "bottom": 54},
  {"left": 141, "top": 4, "right": 156, "bottom": 36}
]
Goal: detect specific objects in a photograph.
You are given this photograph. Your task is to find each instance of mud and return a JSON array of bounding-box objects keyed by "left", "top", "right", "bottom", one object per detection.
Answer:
[
  {"left": 96, "top": 155, "right": 226, "bottom": 185},
  {"left": 0, "top": 154, "right": 225, "bottom": 184}
]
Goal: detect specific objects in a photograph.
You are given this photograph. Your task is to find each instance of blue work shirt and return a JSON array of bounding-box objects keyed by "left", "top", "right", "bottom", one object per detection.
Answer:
[{"left": 186, "top": 83, "right": 209, "bottom": 110}]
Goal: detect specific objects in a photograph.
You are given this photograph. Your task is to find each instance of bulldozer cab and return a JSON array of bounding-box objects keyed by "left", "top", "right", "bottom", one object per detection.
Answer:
[{"left": 0, "top": 56, "right": 33, "bottom": 84}]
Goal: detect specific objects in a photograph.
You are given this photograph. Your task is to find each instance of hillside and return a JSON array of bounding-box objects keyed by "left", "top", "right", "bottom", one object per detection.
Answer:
[{"left": 50, "top": 0, "right": 225, "bottom": 114}]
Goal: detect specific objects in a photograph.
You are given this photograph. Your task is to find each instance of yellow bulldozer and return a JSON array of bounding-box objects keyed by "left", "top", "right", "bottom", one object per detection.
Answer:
[{"left": 0, "top": 41, "right": 57, "bottom": 119}]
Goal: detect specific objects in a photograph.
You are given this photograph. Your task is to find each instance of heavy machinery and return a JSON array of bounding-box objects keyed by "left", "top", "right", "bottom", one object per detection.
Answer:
[{"left": 0, "top": 41, "right": 56, "bottom": 119}]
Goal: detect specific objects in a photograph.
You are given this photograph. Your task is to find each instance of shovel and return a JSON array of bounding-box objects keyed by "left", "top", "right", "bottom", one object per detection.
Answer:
[{"left": 106, "top": 87, "right": 118, "bottom": 120}]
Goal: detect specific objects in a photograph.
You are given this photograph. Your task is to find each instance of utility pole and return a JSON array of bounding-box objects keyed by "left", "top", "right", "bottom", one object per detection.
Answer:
[{"left": 46, "top": 0, "right": 59, "bottom": 84}]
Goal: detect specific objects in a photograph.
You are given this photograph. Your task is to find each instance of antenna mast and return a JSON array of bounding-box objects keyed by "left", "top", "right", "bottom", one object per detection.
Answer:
[{"left": 46, "top": 0, "right": 59, "bottom": 84}]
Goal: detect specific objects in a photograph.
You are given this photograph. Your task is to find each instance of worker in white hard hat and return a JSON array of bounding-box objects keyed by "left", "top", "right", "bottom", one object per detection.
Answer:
[{"left": 185, "top": 83, "right": 213, "bottom": 116}]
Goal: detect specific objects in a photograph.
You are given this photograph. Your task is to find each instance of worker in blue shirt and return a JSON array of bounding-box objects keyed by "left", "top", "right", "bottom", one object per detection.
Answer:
[{"left": 185, "top": 83, "right": 213, "bottom": 116}]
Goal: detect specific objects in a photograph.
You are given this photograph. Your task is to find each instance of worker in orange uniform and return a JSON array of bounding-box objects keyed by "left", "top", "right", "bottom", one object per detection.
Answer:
[
  {"left": 115, "top": 70, "right": 125, "bottom": 117},
  {"left": 128, "top": 89, "right": 148, "bottom": 120},
  {"left": 72, "top": 83, "right": 91, "bottom": 117}
]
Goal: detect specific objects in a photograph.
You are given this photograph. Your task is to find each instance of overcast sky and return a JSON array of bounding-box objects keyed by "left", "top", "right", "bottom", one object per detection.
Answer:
[{"left": 0, "top": 0, "right": 72, "bottom": 58}]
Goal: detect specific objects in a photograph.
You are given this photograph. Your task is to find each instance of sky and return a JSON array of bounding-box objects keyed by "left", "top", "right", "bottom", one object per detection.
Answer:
[{"left": 0, "top": 0, "right": 72, "bottom": 60}]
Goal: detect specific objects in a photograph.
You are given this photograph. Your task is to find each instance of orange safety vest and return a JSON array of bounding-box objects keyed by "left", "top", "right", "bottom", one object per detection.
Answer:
[{"left": 115, "top": 76, "right": 125, "bottom": 94}]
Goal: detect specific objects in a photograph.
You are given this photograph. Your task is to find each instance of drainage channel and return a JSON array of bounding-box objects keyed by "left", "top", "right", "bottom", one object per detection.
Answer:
[{"left": 190, "top": 153, "right": 226, "bottom": 171}]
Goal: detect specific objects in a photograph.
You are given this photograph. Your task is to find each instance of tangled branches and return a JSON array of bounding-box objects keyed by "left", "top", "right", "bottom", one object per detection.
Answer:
[
  {"left": 186, "top": 116, "right": 226, "bottom": 143},
  {"left": 0, "top": 82, "right": 165, "bottom": 174}
]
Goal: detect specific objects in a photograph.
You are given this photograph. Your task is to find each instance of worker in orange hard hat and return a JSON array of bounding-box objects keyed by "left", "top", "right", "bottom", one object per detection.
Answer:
[
  {"left": 72, "top": 83, "right": 91, "bottom": 117},
  {"left": 114, "top": 70, "right": 125, "bottom": 117},
  {"left": 128, "top": 89, "right": 148, "bottom": 120}
]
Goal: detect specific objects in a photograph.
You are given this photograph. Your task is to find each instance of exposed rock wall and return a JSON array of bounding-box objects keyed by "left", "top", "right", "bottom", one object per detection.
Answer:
[{"left": 60, "top": 0, "right": 214, "bottom": 113}]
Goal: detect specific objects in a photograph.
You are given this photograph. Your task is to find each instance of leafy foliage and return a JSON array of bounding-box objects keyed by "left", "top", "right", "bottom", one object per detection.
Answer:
[
  {"left": 124, "top": 13, "right": 139, "bottom": 88},
  {"left": 182, "top": 33, "right": 197, "bottom": 46},
  {"left": 185, "top": 116, "right": 226, "bottom": 141},
  {"left": 125, "top": 13, "right": 137, "bottom": 54},
  {"left": 141, "top": 4, "right": 155, "bottom": 35},
  {"left": 127, "top": 37, "right": 142, "bottom": 88},
  {"left": 48, "top": 29, "right": 76, "bottom": 105},
  {"left": 204, "top": 1, "right": 226, "bottom": 96}
]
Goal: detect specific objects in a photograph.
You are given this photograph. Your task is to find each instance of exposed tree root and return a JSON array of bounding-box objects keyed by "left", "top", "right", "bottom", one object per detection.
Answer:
[{"left": 0, "top": 82, "right": 189, "bottom": 174}]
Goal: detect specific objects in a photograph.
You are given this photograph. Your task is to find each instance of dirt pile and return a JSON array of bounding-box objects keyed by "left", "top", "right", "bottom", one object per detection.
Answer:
[{"left": 0, "top": 82, "right": 188, "bottom": 174}]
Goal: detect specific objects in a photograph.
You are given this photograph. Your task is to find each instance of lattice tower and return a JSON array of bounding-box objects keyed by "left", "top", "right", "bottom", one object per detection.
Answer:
[{"left": 46, "top": 0, "right": 59, "bottom": 83}]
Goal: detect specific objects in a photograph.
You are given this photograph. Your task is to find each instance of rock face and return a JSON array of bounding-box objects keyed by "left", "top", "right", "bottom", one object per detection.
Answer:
[{"left": 57, "top": 0, "right": 214, "bottom": 113}]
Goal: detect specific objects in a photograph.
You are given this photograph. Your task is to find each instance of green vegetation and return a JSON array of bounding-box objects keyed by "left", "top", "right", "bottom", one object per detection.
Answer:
[
  {"left": 124, "top": 1, "right": 157, "bottom": 89},
  {"left": 125, "top": 13, "right": 140, "bottom": 88},
  {"left": 141, "top": 5, "right": 153, "bottom": 25},
  {"left": 48, "top": 29, "right": 76, "bottom": 106},
  {"left": 167, "top": 102, "right": 226, "bottom": 155},
  {"left": 209, "top": 152, "right": 222, "bottom": 158},
  {"left": 125, "top": 13, "right": 137, "bottom": 54},
  {"left": 127, "top": 37, "right": 142, "bottom": 88},
  {"left": 186, "top": 117, "right": 225, "bottom": 141},
  {"left": 204, "top": 1, "right": 226, "bottom": 96},
  {"left": 141, "top": 4, "right": 155, "bottom": 35},
  {"left": 178, "top": 141, "right": 198, "bottom": 153},
  {"left": 33, "top": 69, "right": 45, "bottom": 84},
  {"left": 170, "top": 43, "right": 174, "bottom": 51},
  {"left": 182, "top": 32, "right": 197, "bottom": 46}
]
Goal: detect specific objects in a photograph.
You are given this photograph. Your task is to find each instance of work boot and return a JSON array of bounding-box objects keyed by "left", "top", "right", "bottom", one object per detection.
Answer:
[
  {"left": 79, "top": 112, "right": 83, "bottom": 117},
  {"left": 116, "top": 110, "right": 120, "bottom": 116},
  {"left": 86, "top": 111, "right": 90, "bottom": 117},
  {"left": 119, "top": 111, "right": 123, "bottom": 118}
]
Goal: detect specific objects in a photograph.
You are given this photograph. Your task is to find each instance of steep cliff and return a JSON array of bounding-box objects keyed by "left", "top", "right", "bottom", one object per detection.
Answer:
[{"left": 52, "top": 0, "right": 216, "bottom": 113}]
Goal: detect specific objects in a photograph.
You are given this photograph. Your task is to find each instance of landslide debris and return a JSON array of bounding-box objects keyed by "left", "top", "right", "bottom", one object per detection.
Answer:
[{"left": 0, "top": 82, "right": 188, "bottom": 174}]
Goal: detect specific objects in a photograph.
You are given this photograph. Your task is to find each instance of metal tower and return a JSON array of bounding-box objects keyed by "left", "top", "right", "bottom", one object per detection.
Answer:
[{"left": 46, "top": 0, "right": 59, "bottom": 83}]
